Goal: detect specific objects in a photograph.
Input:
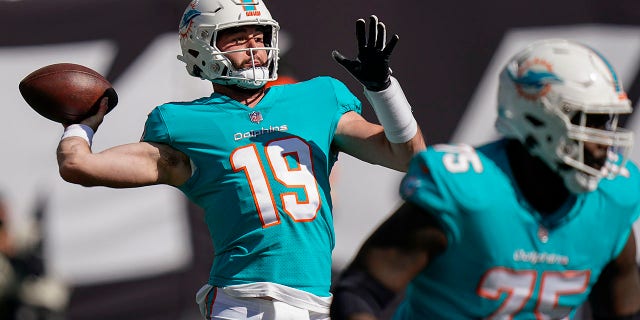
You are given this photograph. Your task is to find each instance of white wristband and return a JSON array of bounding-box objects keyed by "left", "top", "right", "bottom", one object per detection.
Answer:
[
  {"left": 364, "top": 76, "right": 418, "bottom": 144},
  {"left": 61, "top": 124, "right": 94, "bottom": 146}
]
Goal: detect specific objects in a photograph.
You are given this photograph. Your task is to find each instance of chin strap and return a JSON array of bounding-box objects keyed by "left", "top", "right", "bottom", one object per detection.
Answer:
[{"left": 212, "top": 67, "right": 271, "bottom": 89}]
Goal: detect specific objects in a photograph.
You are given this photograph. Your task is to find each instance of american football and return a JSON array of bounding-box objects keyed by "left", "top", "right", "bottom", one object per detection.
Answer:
[{"left": 19, "top": 63, "right": 118, "bottom": 124}]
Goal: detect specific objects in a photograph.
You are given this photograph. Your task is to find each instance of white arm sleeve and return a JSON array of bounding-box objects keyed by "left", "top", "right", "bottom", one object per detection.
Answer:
[{"left": 363, "top": 76, "right": 418, "bottom": 143}]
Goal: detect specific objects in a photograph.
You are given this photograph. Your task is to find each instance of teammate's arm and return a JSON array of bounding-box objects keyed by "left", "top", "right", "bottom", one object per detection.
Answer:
[
  {"left": 57, "top": 99, "right": 192, "bottom": 188},
  {"left": 330, "top": 201, "right": 447, "bottom": 320},
  {"left": 588, "top": 230, "right": 640, "bottom": 319}
]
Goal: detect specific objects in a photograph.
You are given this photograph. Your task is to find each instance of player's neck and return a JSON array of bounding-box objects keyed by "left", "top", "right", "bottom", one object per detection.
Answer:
[
  {"left": 506, "top": 140, "right": 572, "bottom": 215},
  {"left": 213, "top": 84, "right": 266, "bottom": 108}
]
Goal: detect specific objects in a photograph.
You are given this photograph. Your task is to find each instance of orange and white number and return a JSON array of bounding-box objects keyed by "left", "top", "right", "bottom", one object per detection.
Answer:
[
  {"left": 478, "top": 267, "right": 590, "bottom": 320},
  {"left": 231, "top": 137, "right": 321, "bottom": 228}
]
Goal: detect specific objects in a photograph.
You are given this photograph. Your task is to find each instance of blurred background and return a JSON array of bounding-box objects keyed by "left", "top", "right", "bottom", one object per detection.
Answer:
[{"left": 1, "top": 0, "right": 640, "bottom": 319}]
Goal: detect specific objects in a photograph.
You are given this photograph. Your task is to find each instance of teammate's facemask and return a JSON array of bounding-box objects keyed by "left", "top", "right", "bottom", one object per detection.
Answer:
[
  {"left": 178, "top": 0, "right": 280, "bottom": 89},
  {"left": 496, "top": 39, "right": 634, "bottom": 193}
]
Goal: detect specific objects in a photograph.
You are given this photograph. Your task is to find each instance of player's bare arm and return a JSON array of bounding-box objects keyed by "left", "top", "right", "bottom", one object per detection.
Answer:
[
  {"left": 58, "top": 140, "right": 191, "bottom": 188},
  {"left": 331, "top": 201, "right": 446, "bottom": 319},
  {"left": 57, "top": 99, "right": 192, "bottom": 188},
  {"left": 334, "top": 112, "right": 425, "bottom": 171},
  {"left": 589, "top": 230, "right": 640, "bottom": 318},
  {"left": 356, "top": 201, "right": 447, "bottom": 291}
]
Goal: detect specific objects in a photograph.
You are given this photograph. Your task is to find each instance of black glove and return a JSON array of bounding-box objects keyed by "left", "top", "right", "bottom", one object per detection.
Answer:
[{"left": 332, "top": 15, "right": 399, "bottom": 91}]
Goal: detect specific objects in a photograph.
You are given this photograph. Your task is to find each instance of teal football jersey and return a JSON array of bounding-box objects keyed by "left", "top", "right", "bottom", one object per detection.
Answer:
[
  {"left": 142, "top": 77, "right": 362, "bottom": 297},
  {"left": 397, "top": 140, "right": 640, "bottom": 319}
]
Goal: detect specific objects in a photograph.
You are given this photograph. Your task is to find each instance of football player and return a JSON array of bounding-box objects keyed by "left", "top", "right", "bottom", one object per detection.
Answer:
[
  {"left": 55, "top": 0, "right": 424, "bottom": 319},
  {"left": 330, "top": 39, "right": 640, "bottom": 319}
]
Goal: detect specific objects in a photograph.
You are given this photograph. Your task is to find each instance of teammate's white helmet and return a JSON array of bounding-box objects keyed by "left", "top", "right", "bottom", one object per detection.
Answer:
[
  {"left": 177, "top": 0, "right": 280, "bottom": 89},
  {"left": 496, "top": 39, "right": 634, "bottom": 193}
]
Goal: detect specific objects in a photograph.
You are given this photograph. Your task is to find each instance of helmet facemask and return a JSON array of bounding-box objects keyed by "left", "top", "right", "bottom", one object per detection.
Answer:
[
  {"left": 208, "top": 25, "right": 279, "bottom": 89},
  {"left": 496, "top": 39, "right": 634, "bottom": 193},
  {"left": 546, "top": 99, "right": 633, "bottom": 193}
]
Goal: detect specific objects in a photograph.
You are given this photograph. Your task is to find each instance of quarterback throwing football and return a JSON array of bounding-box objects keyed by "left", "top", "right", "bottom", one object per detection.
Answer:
[{"left": 55, "top": 0, "right": 424, "bottom": 319}]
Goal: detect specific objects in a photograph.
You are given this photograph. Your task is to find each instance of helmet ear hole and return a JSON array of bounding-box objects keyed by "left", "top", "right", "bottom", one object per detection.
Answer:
[
  {"left": 193, "top": 65, "right": 203, "bottom": 78},
  {"left": 524, "top": 114, "right": 544, "bottom": 127},
  {"left": 524, "top": 136, "right": 538, "bottom": 149}
]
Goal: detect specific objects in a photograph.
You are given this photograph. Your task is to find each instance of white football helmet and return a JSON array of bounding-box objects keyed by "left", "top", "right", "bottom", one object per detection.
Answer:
[
  {"left": 177, "top": 0, "right": 280, "bottom": 89},
  {"left": 496, "top": 39, "right": 634, "bottom": 193}
]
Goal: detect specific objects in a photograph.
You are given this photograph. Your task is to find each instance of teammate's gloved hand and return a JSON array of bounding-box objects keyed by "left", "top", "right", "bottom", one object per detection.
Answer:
[{"left": 332, "top": 15, "right": 399, "bottom": 91}]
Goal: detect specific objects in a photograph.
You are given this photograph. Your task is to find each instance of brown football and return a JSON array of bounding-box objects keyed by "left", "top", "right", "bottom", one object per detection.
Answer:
[{"left": 19, "top": 63, "right": 118, "bottom": 124}]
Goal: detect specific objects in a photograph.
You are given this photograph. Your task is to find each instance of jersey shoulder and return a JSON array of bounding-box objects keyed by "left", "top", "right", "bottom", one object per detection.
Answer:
[
  {"left": 598, "top": 159, "right": 640, "bottom": 223},
  {"left": 399, "top": 141, "right": 514, "bottom": 244},
  {"left": 276, "top": 76, "right": 362, "bottom": 114},
  {"left": 400, "top": 141, "right": 512, "bottom": 214},
  {"left": 142, "top": 96, "right": 217, "bottom": 144},
  {"left": 293, "top": 76, "right": 349, "bottom": 89},
  {"left": 275, "top": 76, "right": 347, "bottom": 93}
]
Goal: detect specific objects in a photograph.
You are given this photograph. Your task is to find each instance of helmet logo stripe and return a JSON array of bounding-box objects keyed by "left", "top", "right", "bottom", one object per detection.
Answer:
[
  {"left": 240, "top": 0, "right": 261, "bottom": 16},
  {"left": 589, "top": 47, "right": 628, "bottom": 100}
]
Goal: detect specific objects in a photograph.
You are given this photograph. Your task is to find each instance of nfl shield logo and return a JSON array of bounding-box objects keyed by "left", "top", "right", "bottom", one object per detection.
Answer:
[{"left": 249, "top": 111, "right": 263, "bottom": 124}]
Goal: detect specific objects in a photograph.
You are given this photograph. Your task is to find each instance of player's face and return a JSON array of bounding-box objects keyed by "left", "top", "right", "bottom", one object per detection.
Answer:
[
  {"left": 577, "top": 113, "right": 610, "bottom": 171},
  {"left": 216, "top": 26, "right": 268, "bottom": 70},
  {"left": 583, "top": 141, "right": 608, "bottom": 171}
]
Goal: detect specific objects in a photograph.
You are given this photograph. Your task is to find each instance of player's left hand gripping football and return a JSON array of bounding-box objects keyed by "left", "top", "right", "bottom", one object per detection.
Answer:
[{"left": 332, "top": 15, "right": 399, "bottom": 91}]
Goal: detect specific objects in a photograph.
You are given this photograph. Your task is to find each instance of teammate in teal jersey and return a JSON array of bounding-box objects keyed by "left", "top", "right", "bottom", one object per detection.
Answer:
[
  {"left": 54, "top": 0, "right": 425, "bottom": 319},
  {"left": 331, "top": 39, "right": 640, "bottom": 320}
]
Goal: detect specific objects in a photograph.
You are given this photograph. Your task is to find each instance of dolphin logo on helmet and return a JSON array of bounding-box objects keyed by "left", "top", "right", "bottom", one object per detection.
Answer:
[{"left": 508, "top": 58, "right": 562, "bottom": 101}]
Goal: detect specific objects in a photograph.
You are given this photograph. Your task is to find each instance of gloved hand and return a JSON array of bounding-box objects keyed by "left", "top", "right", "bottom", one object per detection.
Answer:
[{"left": 332, "top": 15, "right": 399, "bottom": 91}]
